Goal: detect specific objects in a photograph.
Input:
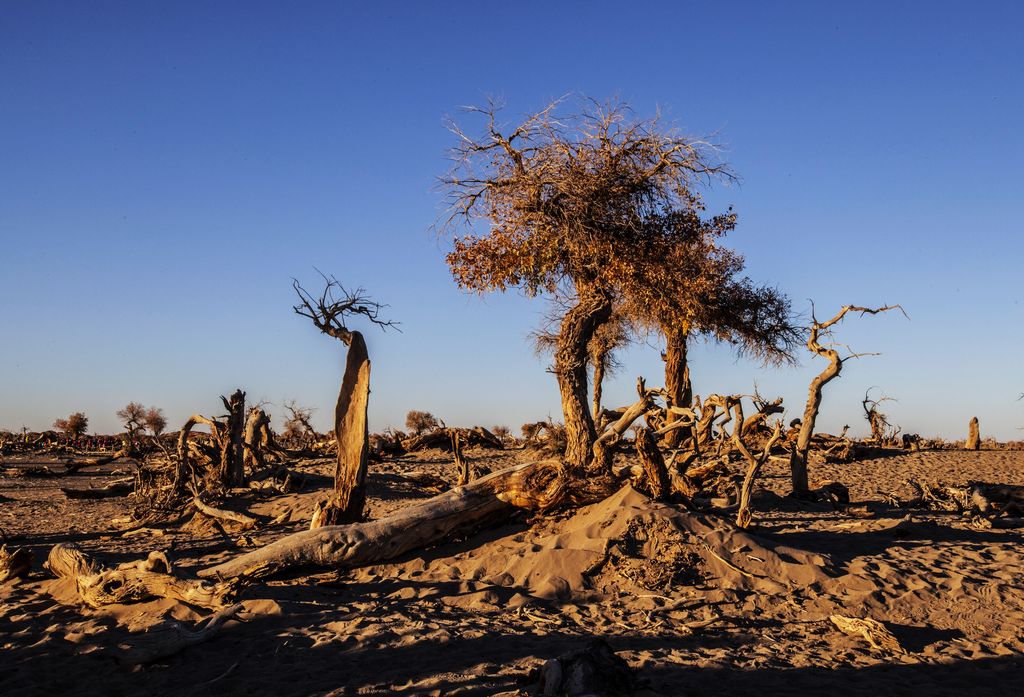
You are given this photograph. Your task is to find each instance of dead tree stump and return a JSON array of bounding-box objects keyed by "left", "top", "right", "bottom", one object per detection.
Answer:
[{"left": 966, "top": 416, "right": 980, "bottom": 450}]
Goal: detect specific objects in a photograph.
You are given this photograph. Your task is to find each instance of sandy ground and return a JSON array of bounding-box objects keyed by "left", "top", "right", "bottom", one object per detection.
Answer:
[{"left": 1, "top": 447, "right": 1023, "bottom": 696}]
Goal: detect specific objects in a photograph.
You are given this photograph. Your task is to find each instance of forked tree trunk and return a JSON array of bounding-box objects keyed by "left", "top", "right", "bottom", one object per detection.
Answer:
[
  {"left": 314, "top": 331, "right": 371, "bottom": 527},
  {"left": 200, "top": 458, "right": 566, "bottom": 580},
  {"left": 554, "top": 289, "right": 612, "bottom": 476},
  {"left": 662, "top": 325, "right": 693, "bottom": 449},
  {"left": 966, "top": 417, "right": 980, "bottom": 450},
  {"left": 219, "top": 390, "right": 246, "bottom": 487}
]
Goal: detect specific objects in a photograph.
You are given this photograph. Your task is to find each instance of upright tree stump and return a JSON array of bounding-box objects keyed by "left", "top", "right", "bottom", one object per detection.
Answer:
[{"left": 966, "top": 416, "right": 980, "bottom": 450}]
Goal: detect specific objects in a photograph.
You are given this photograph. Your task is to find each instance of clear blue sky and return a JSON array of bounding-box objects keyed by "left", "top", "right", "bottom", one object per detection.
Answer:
[{"left": 2, "top": 1, "right": 1022, "bottom": 439}]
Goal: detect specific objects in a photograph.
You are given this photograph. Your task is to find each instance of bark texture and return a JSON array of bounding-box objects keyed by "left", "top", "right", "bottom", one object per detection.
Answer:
[
  {"left": 662, "top": 326, "right": 693, "bottom": 448},
  {"left": 554, "top": 290, "right": 612, "bottom": 475}
]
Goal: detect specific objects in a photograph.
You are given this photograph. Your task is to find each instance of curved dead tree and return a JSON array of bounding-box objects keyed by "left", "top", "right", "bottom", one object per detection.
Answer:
[
  {"left": 790, "top": 304, "right": 905, "bottom": 496},
  {"left": 293, "top": 273, "right": 396, "bottom": 527}
]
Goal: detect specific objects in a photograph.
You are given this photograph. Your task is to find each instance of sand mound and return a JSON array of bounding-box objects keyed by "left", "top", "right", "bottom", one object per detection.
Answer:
[{"left": 353, "top": 485, "right": 833, "bottom": 603}]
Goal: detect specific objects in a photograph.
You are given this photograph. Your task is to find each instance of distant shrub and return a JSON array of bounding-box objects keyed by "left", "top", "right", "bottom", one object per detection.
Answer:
[
  {"left": 406, "top": 410, "right": 440, "bottom": 435},
  {"left": 54, "top": 412, "right": 89, "bottom": 438}
]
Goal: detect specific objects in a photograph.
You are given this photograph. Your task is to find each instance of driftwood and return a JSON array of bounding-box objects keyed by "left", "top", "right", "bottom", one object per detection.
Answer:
[
  {"left": 0, "top": 544, "right": 32, "bottom": 582},
  {"left": 192, "top": 495, "right": 259, "bottom": 529},
  {"left": 200, "top": 459, "right": 566, "bottom": 580},
  {"left": 116, "top": 603, "right": 243, "bottom": 665},
  {"left": 46, "top": 543, "right": 238, "bottom": 609},
  {"left": 829, "top": 614, "right": 904, "bottom": 654}
]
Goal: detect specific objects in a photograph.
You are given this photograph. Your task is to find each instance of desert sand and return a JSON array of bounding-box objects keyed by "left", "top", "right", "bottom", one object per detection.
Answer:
[{"left": 1, "top": 446, "right": 1022, "bottom": 696}]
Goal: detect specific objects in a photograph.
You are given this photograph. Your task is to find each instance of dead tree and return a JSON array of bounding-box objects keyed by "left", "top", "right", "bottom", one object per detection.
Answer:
[
  {"left": 293, "top": 274, "right": 395, "bottom": 526},
  {"left": 790, "top": 304, "right": 904, "bottom": 496},
  {"left": 733, "top": 400, "right": 783, "bottom": 528},
  {"left": 862, "top": 388, "right": 899, "bottom": 444},
  {"left": 452, "top": 430, "right": 469, "bottom": 485},
  {"left": 966, "top": 416, "right": 981, "bottom": 450},
  {"left": 200, "top": 458, "right": 567, "bottom": 580},
  {"left": 219, "top": 390, "right": 246, "bottom": 487},
  {"left": 243, "top": 407, "right": 272, "bottom": 474}
]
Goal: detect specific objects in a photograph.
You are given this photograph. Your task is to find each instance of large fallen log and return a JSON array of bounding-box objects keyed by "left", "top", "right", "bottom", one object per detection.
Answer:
[
  {"left": 200, "top": 458, "right": 565, "bottom": 579},
  {"left": 47, "top": 543, "right": 239, "bottom": 609}
]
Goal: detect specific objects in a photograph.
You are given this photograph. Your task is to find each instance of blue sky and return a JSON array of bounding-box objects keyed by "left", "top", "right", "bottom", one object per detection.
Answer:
[{"left": 1, "top": 1, "right": 1022, "bottom": 439}]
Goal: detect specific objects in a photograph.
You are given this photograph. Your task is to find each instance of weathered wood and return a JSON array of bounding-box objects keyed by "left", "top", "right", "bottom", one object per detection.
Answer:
[
  {"left": 734, "top": 407, "right": 783, "bottom": 529},
  {"left": 555, "top": 290, "right": 613, "bottom": 475},
  {"left": 0, "top": 544, "right": 32, "bottom": 582},
  {"left": 662, "top": 325, "right": 693, "bottom": 448},
  {"left": 829, "top": 614, "right": 904, "bottom": 654},
  {"left": 60, "top": 478, "right": 133, "bottom": 499},
  {"left": 47, "top": 543, "right": 238, "bottom": 609},
  {"left": 192, "top": 496, "right": 258, "bottom": 529},
  {"left": 175, "top": 414, "right": 221, "bottom": 494},
  {"left": 242, "top": 407, "right": 271, "bottom": 475},
  {"left": 219, "top": 389, "right": 246, "bottom": 487},
  {"left": 452, "top": 430, "right": 469, "bottom": 486},
  {"left": 966, "top": 416, "right": 980, "bottom": 450},
  {"left": 634, "top": 427, "right": 671, "bottom": 501},
  {"left": 200, "top": 459, "right": 566, "bottom": 580},
  {"left": 314, "top": 331, "right": 372, "bottom": 527}
]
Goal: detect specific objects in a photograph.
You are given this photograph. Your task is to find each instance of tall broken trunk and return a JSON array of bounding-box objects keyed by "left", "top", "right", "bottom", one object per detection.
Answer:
[
  {"left": 966, "top": 417, "right": 980, "bottom": 450},
  {"left": 218, "top": 389, "right": 246, "bottom": 487},
  {"left": 314, "top": 331, "right": 371, "bottom": 527},
  {"left": 554, "top": 288, "right": 612, "bottom": 476},
  {"left": 662, "top": 325, "right": 693, "bottom": 448},
  {"left": 243, "top": 408, "right": 271, "bottom": 475}
]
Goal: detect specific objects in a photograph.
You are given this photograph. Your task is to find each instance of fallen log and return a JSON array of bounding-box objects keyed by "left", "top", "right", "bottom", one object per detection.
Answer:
[
  {"left": 46, "top": 543, "right": 239, "bottom": 609},
  {"left": 192, "top": 496, "right": 259, "bottom": 529},
  {"left": 200, "top": 458, "right": 565, "bottom": 579},
  {"left": 60, "top": 478, "right": 134, "bottom": 500}
]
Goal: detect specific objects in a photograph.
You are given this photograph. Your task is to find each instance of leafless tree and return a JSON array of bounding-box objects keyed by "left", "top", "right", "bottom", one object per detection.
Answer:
[{"left": 294, "top": 272, "right": 396, "bottom": 526}]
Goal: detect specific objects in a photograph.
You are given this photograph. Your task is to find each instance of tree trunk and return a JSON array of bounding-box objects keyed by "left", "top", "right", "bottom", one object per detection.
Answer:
[
  {"left": 199, "top": 458, "right": 566, "bottom": 580},
  {"left": 662, "top": 326, "right": 693, "bottom": 448},
  {"left": 314, "top": 331, "right": 371, "bottom": 527},
  {"left": 966, "top": 417, "right": 980, "bottom": 450},
  {"left": 790, "top": 351, "right": 841, "bottom": 496},
  {"left": 243, "top": 408, "right": 271, "bottom": 476},
  {"left": 635, "top": 427, "right": 670, "bottom": 501},
  {"left": 219, "top": 390, "right": 246, "bottom": 487},
  {"left": 591, "top": 359, "right": 605, "bottom": 419},
  {"left": 554, "top": 289, "right": 612, "bottom": 475},
  {"left": 452, "top": 430, "right": 469, "bottom": 486}
]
